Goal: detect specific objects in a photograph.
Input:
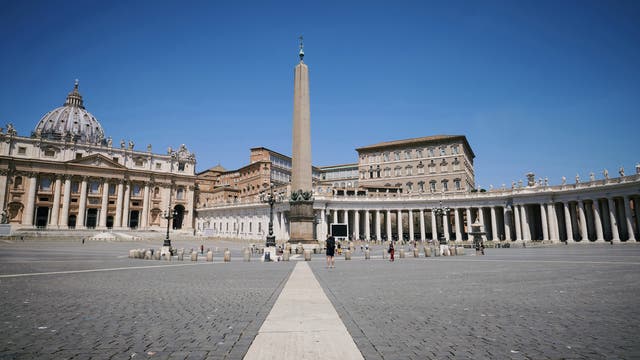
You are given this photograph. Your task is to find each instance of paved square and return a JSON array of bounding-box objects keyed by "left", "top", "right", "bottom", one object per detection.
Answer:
[{"left": 1, "top": 240, "right": 639, "bottom": 359}]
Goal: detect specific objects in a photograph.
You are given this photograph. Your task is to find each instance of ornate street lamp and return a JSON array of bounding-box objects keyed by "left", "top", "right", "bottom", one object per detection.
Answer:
[
  {"left": 163, "top": 206, "right": 178, "bottom": 248},
  {"left": 431, "top": 200, "right": 450, "bottom": 245},
  {"left": 259, "top": 184, "right": 284, "bottom": 248}
]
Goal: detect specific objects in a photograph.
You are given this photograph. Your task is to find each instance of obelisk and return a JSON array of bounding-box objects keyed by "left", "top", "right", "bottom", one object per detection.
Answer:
[{"left": 288, "top": 36, "right": 316, "bottom": 245}]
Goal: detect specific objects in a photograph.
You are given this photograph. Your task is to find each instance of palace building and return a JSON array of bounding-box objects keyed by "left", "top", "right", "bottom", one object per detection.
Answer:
[{"left": 0, "top": 81, "right": 197, "bottom": 232}]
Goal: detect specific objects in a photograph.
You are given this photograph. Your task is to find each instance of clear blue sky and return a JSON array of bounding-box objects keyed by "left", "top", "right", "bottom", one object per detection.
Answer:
[{"left": 1, "top": 0, "right": 639, "bottom": 188}]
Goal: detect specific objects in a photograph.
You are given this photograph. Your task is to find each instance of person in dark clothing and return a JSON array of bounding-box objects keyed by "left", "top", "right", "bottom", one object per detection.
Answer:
[
  {"left": 388, "top": 241, "right": 395, "bottom": 262},
  {"left": 326, "top": 234, "right": 336, "bottom": 268}
]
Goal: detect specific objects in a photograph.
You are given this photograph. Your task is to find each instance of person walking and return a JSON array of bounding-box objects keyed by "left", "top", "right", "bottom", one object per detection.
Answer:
[
  {"left": 326, "top": 234, "right": 336, "bottom": 268},
  {"left": 388, "top": 241, "right": 395, "bottom": 262},
  {"left": 200, "top": 244, "right": 204, "bottom": 255}
]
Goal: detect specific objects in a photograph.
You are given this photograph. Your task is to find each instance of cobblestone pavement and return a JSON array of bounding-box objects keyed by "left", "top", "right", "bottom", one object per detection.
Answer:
[
  {"left": 310, "top": 246, "right": 640, "bottom": 359},
  {"left": 0, "top": 240, "right": 295, "bottom": 359}
]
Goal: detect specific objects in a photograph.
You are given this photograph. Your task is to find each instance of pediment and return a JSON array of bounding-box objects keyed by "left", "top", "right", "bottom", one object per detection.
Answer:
[{"left": 67, "top": 154, "right": 127, "bottom": 169}]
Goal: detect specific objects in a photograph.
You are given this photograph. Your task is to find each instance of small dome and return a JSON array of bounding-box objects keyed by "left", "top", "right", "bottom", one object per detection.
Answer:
[{"left": 34, "top": 80, "right": 105, "bottom": 144}]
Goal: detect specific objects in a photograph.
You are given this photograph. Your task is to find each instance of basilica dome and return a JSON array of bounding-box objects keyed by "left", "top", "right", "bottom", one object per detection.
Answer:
[{"left": 34, "top": 80, "right": 105, "bottom": 144}]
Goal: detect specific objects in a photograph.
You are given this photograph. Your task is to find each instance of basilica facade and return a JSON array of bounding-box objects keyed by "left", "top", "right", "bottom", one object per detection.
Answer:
[{"left": 0, "top": 81, "right": 197, "bottom": 232}]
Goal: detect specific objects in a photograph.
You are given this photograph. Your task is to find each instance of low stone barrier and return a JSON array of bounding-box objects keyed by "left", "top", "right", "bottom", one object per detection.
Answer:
[
  {"left": 424, "top": 246, "right": 431, "bottom": 257},
  {"left": 177, "top": 250, "right": 184, "bottom": 261},
  {"left": 364, "top": 249, "right": 370, "bottom": 259},
  {"left": 399, "top": 249, "right": 405, "bottom": 258},
  {"left": 456, "top": 246, "right": 464, "bottom": 255},
  {"left": 206, "top": 250, "right": 214, "bottom": 262},
  {"left": 413, "top": 248, "right": 419, "bottom": 257},
  {"left": 303, "top": 250, "right": 311, "bottom": 261},
  {"left": 434, "top": 247, "right": 441, "bottom": 257},
  {"left": 243, "top": 248, "right": 251, "bottom": 262},
  {"left": 345, "top": 250, "right": 352, "bottom": 260},
  {"left": 224, "top": 249, "right": 231, "bottom": 262},
  {"left": 283, "top": 251, "right": 290, "bottom": 261},
  {"left": 191, "top": 252, "right": 198, "bottom": 261}
]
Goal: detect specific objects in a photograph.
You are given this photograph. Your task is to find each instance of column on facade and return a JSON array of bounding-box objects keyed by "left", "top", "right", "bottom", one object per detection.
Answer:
[
  {"left": 364, "top": 210, "right": 370, "bottom": 241},
  {"left": 140, "top": 183, "right": 150, "bottom": 230},
  {"left": 184, "top": 185, "right": 195, "bottom": 231},
  {"left": 514, "top": 205, "right": 522, "bottom": 241},
  {"left": 342, "top": 209, "right": 348, "bottom": 226},
  {"left": 503, "top": 207, "right": 512, "bottom": 241},
  {"left": 521, "top": 205, "right": 532, "bottom": 241},
  {"left": 333, "top": 209, "right": 338, "bottom": 224},
  {"left": 396, "top": 209, "right": 402, "bottom": 241},
  {"left": 99, "top": 179, "right": 110, "bottom": 228},
  {"left": 77, "top": 177, "right": 88, "bottom": 229},
  {"left": 419, "top": 209, "right": 425, "bottom": 242},
  {"left": 547, "top": 203, "right": 559, "bottom": 243},
  {"left": 577, "top": 201, "right": 589, "bottom": 242},
  {"left": 386, "top": 210, "right": 392, "bottom": 241},
  {"left": 49, "top": 176, "right": 62, "bottom": 227},
  {"left": 540, "top": 203, "right": 549, "bottom": 241},
  {"left": 608, "top": 198, "right": 620, "bottom": 243},
  {"left": 114, "top": 181, "right": 124, "bottom": 228},
  {"left": 122, "top": 182, "right": 131, "bottom": 228},
  {"left": 490, "top": 206, "right": 498, "bottom": 241},
  {"left": 354, "top": 210, "right": 360, "bottom": 240},
  {"left": 478, "top": 207, "right": 487, "bottom": 241},
  {"left": 431, "top": 210, "right": 437, "bottom": 241},
  {"left": 21, "top": 175, "right": 37, "bottom": 226},
  {"left": 454, "top": 208, "right": 462, "bottom": 243},
  {"left": 319, "top": 208, "right": 327, "bottom": 241},
  {"left": 623, "top": 196, "right": 636, "bottom": 242},
  {"left": 60, "top": 176, "right": 71, "bottom": 228},
  {"left": 592, "top": 199, "right": 605, "bottom": 242},
  {"left": 466, "top": 208, "right": 472, "bottom": 237},
  {"left": 443, "top": 210, "right": 450, "bottom": 241},
  {"left": 375, "top": 210, "right": 381, "bottom": 241},
  {"left": 564, "top": 202, "right": 574, "bottom": 242},
  {"left": 408, "top": 210, "right": 414, "bottom": 241}
]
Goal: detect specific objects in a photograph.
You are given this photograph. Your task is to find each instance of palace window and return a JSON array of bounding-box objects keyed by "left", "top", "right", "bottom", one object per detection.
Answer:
[
  {"left": 39, "top": 177, "right": 52, "bottom": 191},
  {"left": 416, "top": 149, "right": 423, "bottom": 158},
  {"left": 452, "top": 145, "right": 459, "bottom": 155},
  {"left": 132, "top": 184, "right": 141, "bottom": 196},
  {"left": 418, "top": 181, "right": 425, "bottom": 192},
  {"left": 406, "top": 182, "right": 413, "bottom": 191},
  {"left": 383, "top": 152, "right": 389, "bottom": 161},
  {"left": 428, "top": 148, "right": 434, "bottom": 157},
  {"left": 71, "top": 181, "right": 79, "bottom": 193},
  {"left": 384, "top": 168, "right": 391, "bottom": 177},
  {"left": 177, "top": 187, "right": 185, "bottom": 200},
  {"left": 44, "top": 149, "right": 55, "bottom": 157},
  {"left": 453, "top": 158, "right": 460, "bottom": 171},
  {"left": 394, "top": 167, "right": 401, "bottom": 177},
  {"left": 442, "top": 180, "right": 449, "bottom": 191},
  {"left": 405, "top": 166, "right": 413, "bottom": 176},
  {"left": 430, "top": 181, "right": 437, "bottom": 192},
  {"left": 18, "top": 147, "right": 26, "bottom": 155},
  {"left": 404, "top": 150, "right": 411, "bottom": 160},
  {"left": 440, "top": 147, "right": 446, "bottom": 156},
  {"left": 454, "top": 179, "right": 461, "bottom": 191},
  {"left": 394, "top": 152, "right": 400, "bottom": 161},
  {"left": 89, "top": 181, "right": 100, "bottom": 194},
  {"left": 108, "top": 184, "right": 116, "bottom": 195}
]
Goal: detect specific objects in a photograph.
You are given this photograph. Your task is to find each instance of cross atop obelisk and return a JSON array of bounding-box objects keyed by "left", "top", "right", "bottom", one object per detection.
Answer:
[{"left": 289, "top": 36, "right": 316, "bottom": 245}]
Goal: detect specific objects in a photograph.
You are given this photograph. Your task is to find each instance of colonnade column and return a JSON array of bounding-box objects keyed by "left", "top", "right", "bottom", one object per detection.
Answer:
[
  {"left": 431, "top": 210, "right": 437, "bottom": 241},
  {"left": 140, "top": 183, "right": 150, "bottom": 230},
  {"left": 592, "top": 199, "right": 605, "bottom": 242},
  {"left": 354, "top": 210, "right": 360, "bottom": 240},
  {"left": 21, "top": 175, "right": 37, "bottom": 226},
  {"left": 419, "top": 209, "right": 425, "bottom": 242},
  {"left": 342, "top": 209, "right": 348, "bottom": 227},
  {"left": 375, "top": 210, "right": 381, "bottom": 241},
  {"left": 99, "top": 180, "right": 109, "bottom": 228},
  {"left": 77, "top": 177, "right": 88, "bottom": 229},
  {"left": 608, "top": 198, "right": 620, "bottom": 243},
  {"left": 564, "top": 202, "right": 574, "bottom": 242},
  {"left": 514, "top": 205, "right": 522, "bottom": 242},
  {"left": 624, "top": 196, "right": 636, "bottom": 242},
  {"left": 540, "top": 203, "right": 549, "bottom": 241},
  {"left": 114, "top": 181, "right": 124, "bottom": 228},
  {"left": 490, "top": 206, "right": 498, "bottom": 241},
  {"left": 478, "top": 208, "right": 487, "bottom": 241},
  {"left": 333, "top": 209, "right": 338, "bottom": 224},
  {"left": 443, "top": 211, "right": 450, "bottom": 241},
  {"left": 50, "top": 176, "right": 62, "bottom": 227},
  {"left": 364, "top": 210, "right": 370, "bottom": 241},
  {"left": 520, "top": 205, "right": 530, "bottom": 241},
  {"left": 466, "top": 208, "right": 472, "bottom": 236},
  {"left": 454, "top": 208, "right": 462, "bottom": 244},
  {"left": 547, "top": 203, "right": 559, "bottom": 243},
  {"left": 408, "top": 210, "right": 414, "bottom": 241},
  {"left": 60, "top": 176, "right": 71, "bottom": 228},
  {"left": 578, "top": 201, "right": 589, "bottom": 242},
  {"left": 386, "top": 210, "right": 392, "bottom": 242},
  {"left": 503, "top": 207, "right": 512, "bottom": 241},
  {"left": 396, "top": 210, "right": 402, "bottom": 241},
  {"left": 122, "top": 182, "right": 131, "bottom": 228}
]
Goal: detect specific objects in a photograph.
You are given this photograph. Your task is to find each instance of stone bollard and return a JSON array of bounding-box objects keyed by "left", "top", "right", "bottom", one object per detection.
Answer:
[
  {"left": 345, "top": 250, "right": 352, "bottom": 260},
  {"left": 283, "top": 251, "right": 290, "bottom": 261},
  {"left": 206, "top": 250, "right": 213, "bottom": 262},
  {"left": 129, "top": 249, "right": 135, "bottom": 258},
  {"left": 243, "top": 248, "right": 251, "bottom": 262},
  {"left": 434, "top": 247, "right": 440, "bottom": 257},
  {"left": 224, "top": 249, "right": 231, "bottom": 262},
  {"left": 297, "top": 244, "right": 304, "bottom": 255},
  {"left": 145, "top": 250, "right": 152, "bottom": 260},
  {"left": 448, "top": 246, "right": 455, "bottom": 256},
  {"left": 413, "top": 248, "right": 419, "bottom": 258},
  {"left": 178, "top": 251, "right": 184, "bottom": 261},
  {"left": 304, "top": 250, "right": 311, "bottom": 261},
  {"left": 424, "top": 246, "right": 431, "bottom": 257},
  {"left": 191, "top": 252, "right": 198, "bottom": 261},
  {"left": 456, "top": 246, "right": 464, "bottom": 255},
  {"left": 383, "top": 249, "right": 387, "bottom": 259},
  {"left": 399, "top": 249, "right": 405, "bottom": 258},
  {"left": 365, "top": 249, "right": 370, "bottom": 260}
]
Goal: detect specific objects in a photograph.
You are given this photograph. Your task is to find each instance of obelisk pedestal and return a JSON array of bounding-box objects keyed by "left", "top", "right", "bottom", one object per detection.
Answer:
[{"left": 288, "top": 38, "right": 317, "bottom": 246}]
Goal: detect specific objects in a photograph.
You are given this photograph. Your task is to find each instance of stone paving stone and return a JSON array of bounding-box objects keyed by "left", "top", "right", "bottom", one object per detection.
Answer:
[{"left": 310, "top": 246, "right": 640, "bottom": 359}]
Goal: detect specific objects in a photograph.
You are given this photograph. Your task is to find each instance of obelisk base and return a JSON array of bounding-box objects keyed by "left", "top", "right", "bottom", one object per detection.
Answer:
[{"left": 288, "top": 201, "right": 318, "bottom": 245}]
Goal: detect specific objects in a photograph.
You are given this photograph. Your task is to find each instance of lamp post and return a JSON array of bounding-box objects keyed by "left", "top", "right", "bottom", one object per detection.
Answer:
[
  {"left": 431, "top": 200, "right": 450, "bottom": 245},
  {"left": 163, "top": 206, "right": 178, "bottom": 247},
  {"left": 260, "top": 184, "right": 283, "bottom": 248}
]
